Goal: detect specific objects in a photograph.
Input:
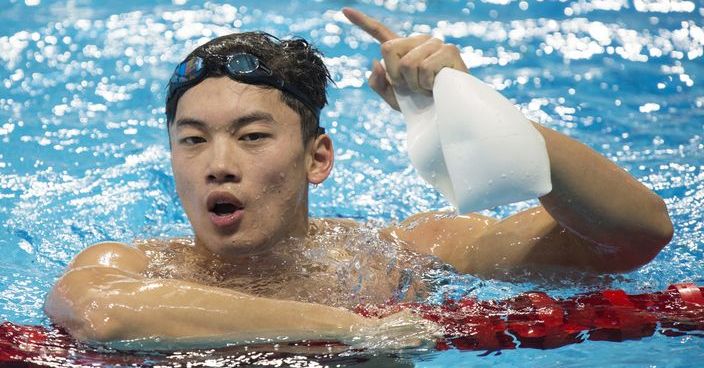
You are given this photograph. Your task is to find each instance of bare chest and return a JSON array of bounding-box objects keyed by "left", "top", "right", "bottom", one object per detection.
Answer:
[{"left": 138, "top": 235, "right": 429, "bottom": 309}]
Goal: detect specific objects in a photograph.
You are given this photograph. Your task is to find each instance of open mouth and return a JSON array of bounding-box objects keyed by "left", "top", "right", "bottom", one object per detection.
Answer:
[
  {"left": 206, "top": 192, "right": 244, "bottom": 228},
  {"left": 211, "top": 202, "right": 239, "bottom": 216}
]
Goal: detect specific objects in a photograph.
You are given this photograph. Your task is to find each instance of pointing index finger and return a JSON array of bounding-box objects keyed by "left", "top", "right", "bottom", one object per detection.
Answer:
[{"left": 342, "top": 7, "right": 400, "bottom": 43}]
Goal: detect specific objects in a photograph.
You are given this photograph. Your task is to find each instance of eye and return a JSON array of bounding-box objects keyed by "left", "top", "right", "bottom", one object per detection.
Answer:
[
  {"left": 179, "top": 136, "right": 206, "bottom": 145},
  {"left": 240, "top": 132, "right": 270, "bottom": 142}
]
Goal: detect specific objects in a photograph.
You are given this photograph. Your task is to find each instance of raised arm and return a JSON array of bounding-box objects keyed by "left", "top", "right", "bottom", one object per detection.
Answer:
[
  {"left": 45, "top": 242, "right": 433, "bottom": 348},
  {"left": 451, "top": 123, "right": 672, "bottom": 275},
  {"left": 344, "top": 8, "right": 673, "bottom": 275}
]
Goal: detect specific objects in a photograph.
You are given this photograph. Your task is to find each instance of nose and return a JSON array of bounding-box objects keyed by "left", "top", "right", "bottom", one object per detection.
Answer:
[{"left": 205, "top": 139, "right": 241, "bottom": 184}]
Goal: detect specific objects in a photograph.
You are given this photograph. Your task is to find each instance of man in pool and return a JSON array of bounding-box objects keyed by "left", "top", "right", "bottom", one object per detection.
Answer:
[{"left": 45, "top": 8, "right": 673, "bottom": 347}]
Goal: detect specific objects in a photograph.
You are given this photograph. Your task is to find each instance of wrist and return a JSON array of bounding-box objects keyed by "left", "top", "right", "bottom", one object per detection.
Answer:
[{"left": 344, "top": 310, "right": 443, "bottom": 349}]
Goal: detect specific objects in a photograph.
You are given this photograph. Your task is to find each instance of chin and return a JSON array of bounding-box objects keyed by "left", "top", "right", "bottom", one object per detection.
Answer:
[{"left": 199, "top": 233, "right": 276, "bottom": 259}]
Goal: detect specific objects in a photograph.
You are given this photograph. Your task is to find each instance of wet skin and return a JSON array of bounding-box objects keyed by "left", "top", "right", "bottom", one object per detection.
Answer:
[{"left": 170, "top": 77, "right": 331, "bottom": 259}]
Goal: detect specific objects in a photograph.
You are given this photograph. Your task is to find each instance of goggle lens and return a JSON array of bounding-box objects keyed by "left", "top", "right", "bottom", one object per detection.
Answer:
[
  {"left": 226, "top": 53, "right": 261, "bottom": 74},
  {"left": 170, "top": 57, "right": 204, "bottom": 85}
]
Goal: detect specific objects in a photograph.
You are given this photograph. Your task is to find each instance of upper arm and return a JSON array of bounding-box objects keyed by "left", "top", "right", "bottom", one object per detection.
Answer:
[
  {"left": 392, "top": 206, "right": 664, "bottom": 277},
  {"left": 460, "top": 206, "right": 598, "bottom": 276},
  {"left": 386, "top": 210, "right": 497, "bottom": 272},
  {"left": 469, "top": 206, "right": 668, "bottom": 275}
]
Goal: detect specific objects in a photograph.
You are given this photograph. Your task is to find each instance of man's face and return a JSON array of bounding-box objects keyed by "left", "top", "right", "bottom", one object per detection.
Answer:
[{"left": 170, "top": 77, "right": 313, "bottom": 258}]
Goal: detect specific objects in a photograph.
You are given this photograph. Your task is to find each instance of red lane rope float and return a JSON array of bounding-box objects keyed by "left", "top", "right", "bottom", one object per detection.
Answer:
[
  {"left": 355, "top": 283, "right": 704, "bottom": 351},
  {"left": 2, "top": 284, "right": 704, "bottom": 366}
]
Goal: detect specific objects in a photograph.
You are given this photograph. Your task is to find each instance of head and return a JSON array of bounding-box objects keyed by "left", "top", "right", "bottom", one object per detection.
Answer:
[{"left": 166, "top": 32, "right": 334, "bottom": 259}]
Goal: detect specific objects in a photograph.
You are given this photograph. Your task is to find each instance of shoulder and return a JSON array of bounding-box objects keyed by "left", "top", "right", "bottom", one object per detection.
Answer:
[
  {"left": 68, "top": 241, "right": 148, "bottom": 274},
  {"left": 310, "top": 218, "right": 360, "bottom": 234}
]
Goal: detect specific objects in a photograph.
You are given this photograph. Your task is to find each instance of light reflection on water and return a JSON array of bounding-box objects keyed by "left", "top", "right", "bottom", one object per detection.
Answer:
[{"left": 0, "top": 0, "right": 703, "bottom": 366}]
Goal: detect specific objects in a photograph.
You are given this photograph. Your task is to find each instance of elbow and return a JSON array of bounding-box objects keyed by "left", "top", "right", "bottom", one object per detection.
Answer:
[
  {"left": 595, "top": 208, "right": 672, "bottom": 274},
  {"left": 613, "top": 200, "right": 673, "bottom": 273},
  {"left": 53, "top": 298, "right": 125, "bottom": 343},
  {"left": 44, "top": 268, "right": 127, "bottom": 343},
  {"left": 647, "top": 196, "right": 674, "bottom": 252},
  {"left": 60, "top": 294, "right": 125, "bottom": 343},
  {"left": 659, "top": 202, "right": 674, "bottom": 245}
]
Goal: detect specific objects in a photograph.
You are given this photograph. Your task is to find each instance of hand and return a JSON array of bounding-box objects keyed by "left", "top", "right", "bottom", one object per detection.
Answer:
[
  {"left": 342, "top": 7, "right": 468, "bottom": 111},
  {"left": 348, "top": 309, "right": 443, "bottom": 350}
]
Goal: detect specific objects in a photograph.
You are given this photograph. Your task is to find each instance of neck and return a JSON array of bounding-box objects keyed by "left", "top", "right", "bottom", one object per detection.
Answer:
[
  {"left": 192, "top": 234, "right": 309, "bottom": 275},
  {"left": 287, "top": 185, "right": 311, "bottom": 238},
  {"left": 192, "top": 217, "right": 312, "bottom": 263}
]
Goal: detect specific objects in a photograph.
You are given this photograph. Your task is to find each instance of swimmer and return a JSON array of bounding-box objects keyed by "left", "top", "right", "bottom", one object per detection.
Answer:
[{"left": 44, "top": 8, "right": 673, "bottom": 348}]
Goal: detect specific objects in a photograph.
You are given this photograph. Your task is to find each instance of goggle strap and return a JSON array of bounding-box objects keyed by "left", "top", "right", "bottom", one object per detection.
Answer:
[{"left": 169, "top": 53, "right": 323, "bottom": 127}]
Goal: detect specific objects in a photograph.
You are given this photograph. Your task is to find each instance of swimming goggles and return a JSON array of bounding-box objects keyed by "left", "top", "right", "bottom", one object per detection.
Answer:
[{"left": 168, "top": 52, "right": 323, "bottom": 131}]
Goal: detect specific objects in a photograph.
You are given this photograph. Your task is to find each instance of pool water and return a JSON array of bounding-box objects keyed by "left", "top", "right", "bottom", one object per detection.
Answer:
[{"left": 1, "top": 0, "right": 703, "bottom": 366}]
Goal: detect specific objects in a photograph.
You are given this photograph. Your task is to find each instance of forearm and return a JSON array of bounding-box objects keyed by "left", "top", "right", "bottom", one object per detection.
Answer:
[
  {"left": 46, "top": 266, "right": 370, "bottom": 346},
  {"left": 109, "top": 280, "right": 367, "bottom": 343},
  {"left": 534, "top": 123, "right": 673, "bottom": 251}
]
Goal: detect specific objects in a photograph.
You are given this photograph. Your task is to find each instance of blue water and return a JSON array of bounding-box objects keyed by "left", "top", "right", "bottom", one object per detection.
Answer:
[{"left": 1, "top": 0, "right": 703, "bottom": 366}]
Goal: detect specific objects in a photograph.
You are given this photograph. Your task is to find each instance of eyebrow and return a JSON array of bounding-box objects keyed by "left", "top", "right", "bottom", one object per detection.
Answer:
[{"left": 174, "top": 111, "right": 277, "bottom": 131}]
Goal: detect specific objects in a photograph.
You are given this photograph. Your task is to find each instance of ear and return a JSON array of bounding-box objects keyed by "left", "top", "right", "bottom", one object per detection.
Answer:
[{"left": 306, "top": 134, "right": 334, "bottom": 184}]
